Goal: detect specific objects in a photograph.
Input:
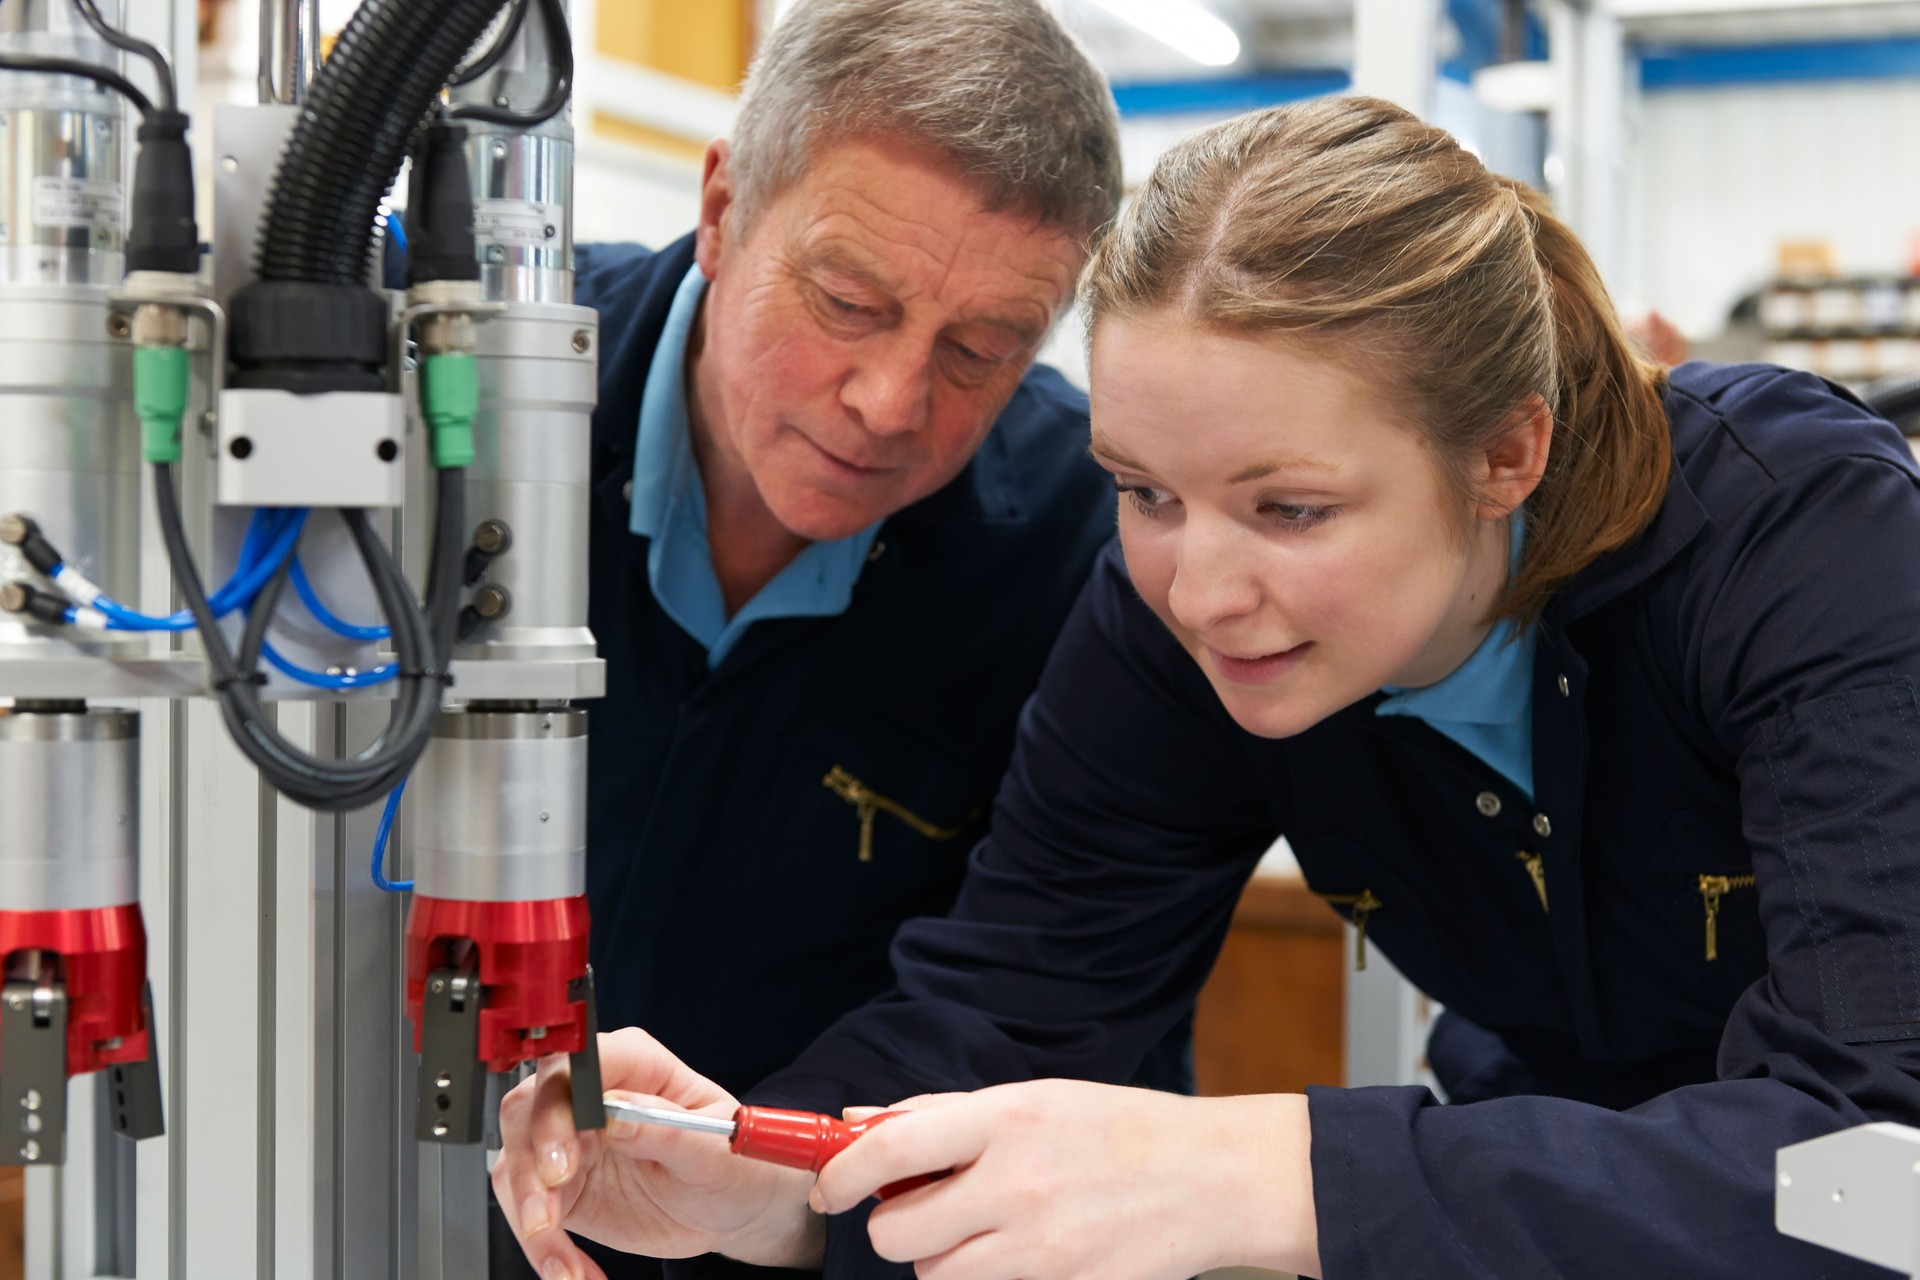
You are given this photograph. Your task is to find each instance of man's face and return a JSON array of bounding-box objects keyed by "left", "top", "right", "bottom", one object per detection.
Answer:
[{"left": 690, "top": 138, "right": 1085, "bottom": 541}]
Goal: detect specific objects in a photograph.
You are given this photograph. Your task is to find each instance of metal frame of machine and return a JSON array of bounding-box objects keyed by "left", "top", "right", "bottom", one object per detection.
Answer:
[{"left": 0, "top": 3, "right": 605, "bottom": 1275}]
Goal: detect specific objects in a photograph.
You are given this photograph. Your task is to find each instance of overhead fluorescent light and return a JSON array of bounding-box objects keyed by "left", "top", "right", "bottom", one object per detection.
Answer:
[
  {"left": 1472, "top": 59, "right": 1553, "bottom": 114},
  {"left": 1087, "top": 0, "right": 1242, "bottom": 68}
]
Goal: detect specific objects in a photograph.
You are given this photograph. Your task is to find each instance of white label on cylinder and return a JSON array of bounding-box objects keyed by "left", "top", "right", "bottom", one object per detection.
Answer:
[
  {"left": 474, "top": 198, "right": 558, "bottom": 247},
  {"left": 32, "top": 176, "right": 123, "bottom": 228}
]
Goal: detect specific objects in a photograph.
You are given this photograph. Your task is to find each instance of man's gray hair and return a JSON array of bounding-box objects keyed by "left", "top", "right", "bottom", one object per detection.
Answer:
[{"left": 731, "top": 0, "right": 1122, "bottom": 240}]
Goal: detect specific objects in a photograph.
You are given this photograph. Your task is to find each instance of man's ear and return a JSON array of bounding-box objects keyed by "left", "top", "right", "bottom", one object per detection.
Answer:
[
  {"left": 693, "top": 138, "right": 735, "bottom": 279},
  {"left": 1476, "top": 394, "right": 1553, "bottom": 521}
]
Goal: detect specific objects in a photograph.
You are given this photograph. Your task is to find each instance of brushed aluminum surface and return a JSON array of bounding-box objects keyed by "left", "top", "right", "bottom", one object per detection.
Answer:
[
  {"left": 0, "top": 708, "right": 137, "bottom": 911},
  {"left": 0, "top": 285, "right": 143, "bottom": 660},
  {"left": 453, "top": 304, "right": 596, "bottom": 662},
  {"left": 410, "top": 709, "right": 586, "bottom": 902}
]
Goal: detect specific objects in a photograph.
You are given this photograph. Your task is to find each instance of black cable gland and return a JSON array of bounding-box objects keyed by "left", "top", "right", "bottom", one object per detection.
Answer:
[
  {"left": 127, "top": 110, "right": 200, "bottom": 276},
  {"left": 228, "top": 280, "right": 389, "bottom": 394},
  {"left": 406, "top": 121, "right": 481, "bottom": 287}
]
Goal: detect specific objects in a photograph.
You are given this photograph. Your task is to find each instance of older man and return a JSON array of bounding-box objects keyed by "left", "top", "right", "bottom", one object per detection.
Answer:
[{"left": 495, "top": 2, "right": 1137, "bottom": 1276}]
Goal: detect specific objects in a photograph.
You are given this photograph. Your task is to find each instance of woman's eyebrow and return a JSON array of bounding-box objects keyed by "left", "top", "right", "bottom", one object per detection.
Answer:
[
  {"left": 1226, "top": 456, "right": 1340, "bottom": 484},
  {"left": 1087, "top": 434, "right": 1150, "bottom": 471}
]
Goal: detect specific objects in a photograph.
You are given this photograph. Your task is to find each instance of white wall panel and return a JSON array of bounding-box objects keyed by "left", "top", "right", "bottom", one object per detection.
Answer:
[{"left": 1634, "top": 79, "right": 1920, "bottom": 337}]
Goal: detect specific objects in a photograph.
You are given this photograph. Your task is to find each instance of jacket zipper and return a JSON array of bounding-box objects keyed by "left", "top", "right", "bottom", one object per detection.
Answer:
[
  {"left": 822, "top": 766, "right": 969, "bottom": 862},
  {"left": 1697, "top": 873, "right": 1756, "bottom": 961},
  {"left": 1318, "top": 890, "right": 1383, "bottom": 971},
  {"left": 1516, "top": 851, "right": 1548, "bottom": 912}
]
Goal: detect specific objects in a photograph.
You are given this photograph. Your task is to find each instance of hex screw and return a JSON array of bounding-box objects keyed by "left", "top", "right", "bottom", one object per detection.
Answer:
[
  {"left": 430, "top": 978, "right": 447, "bottom": 995},
  {"left": 571, "top": 329, "right": 591, "bottom": 354},
  {"left": 20, "top": 1140, "right": 37, "bottom": 1161}
]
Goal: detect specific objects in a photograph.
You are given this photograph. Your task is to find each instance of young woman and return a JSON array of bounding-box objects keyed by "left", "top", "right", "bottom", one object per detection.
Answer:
[{"left": 498, "top": 96, "right": 1920, "bottom": 1280}]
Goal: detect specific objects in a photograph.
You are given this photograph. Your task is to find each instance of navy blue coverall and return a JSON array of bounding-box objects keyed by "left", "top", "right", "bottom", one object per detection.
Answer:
[
  {"left": 493, "top": 236, "right": 1136, "bottom": 1279},
  {"left": 681, "top": 361, "right": 1920, "bottom": 1278}
]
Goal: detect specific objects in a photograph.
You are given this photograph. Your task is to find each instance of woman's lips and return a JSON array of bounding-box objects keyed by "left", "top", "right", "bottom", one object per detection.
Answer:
[{"left": 1206, "top": 642, "right": 1312, "bottom": 685}]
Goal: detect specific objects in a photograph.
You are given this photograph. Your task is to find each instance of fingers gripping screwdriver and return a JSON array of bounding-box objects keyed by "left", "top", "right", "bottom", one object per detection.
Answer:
[{"left": 603, "top": 1100, "right": 939, "bottom": 1199}]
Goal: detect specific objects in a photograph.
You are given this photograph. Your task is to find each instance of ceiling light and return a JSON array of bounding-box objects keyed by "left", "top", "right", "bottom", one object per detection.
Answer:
[{"left": 1086, "top": 0, "right": 1241, "bottom": 68}]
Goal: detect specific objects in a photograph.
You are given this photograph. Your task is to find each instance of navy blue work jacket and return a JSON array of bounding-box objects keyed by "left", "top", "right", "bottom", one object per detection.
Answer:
[
  {"left": 713, "top": 362, "right": 1920, "bottom": 1279},
  {"left": 544, "top": 236, "right": 1123, "bottom": 1279}
]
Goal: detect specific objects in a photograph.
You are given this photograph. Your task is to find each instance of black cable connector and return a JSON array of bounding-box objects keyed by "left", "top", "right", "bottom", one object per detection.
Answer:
[
  {"left": 0, "top": 514, "right": 63, "bottom": 578},
  {"left": 406, "top": 120, "right": 480, "bottom": 287},
  {"left": 1, "top": 582, "right": 72, "bottom": 626},
  {"left": 128, "top": 109, "right": 199, "bottom": 275}
]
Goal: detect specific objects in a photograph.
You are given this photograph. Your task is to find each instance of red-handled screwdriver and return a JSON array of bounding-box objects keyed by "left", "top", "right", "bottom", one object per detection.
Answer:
[{"left": 603, "top": 1099, "right": 942, "bottom": 1199}]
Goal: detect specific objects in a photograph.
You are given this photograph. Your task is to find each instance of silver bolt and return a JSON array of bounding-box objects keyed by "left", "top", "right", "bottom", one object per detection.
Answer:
[
  {"left": 430, "top": 978, "right": 447, "bottom": 995},
  {"left": 6, "top": 994, "right": 26, "bottom": 1012},
  {"left": 487, "top": 244, "right": 507, "bottom": 263},
  {"left": 23, "top": 1114, "right": 41, "bottom": 1135},
  {"left": 220, "top": 155, "right": 238, "bottom": 173},
  {"left": 21, "top": 1090, "right": 40, "bottom": 1112},
  {"left": 434, "top": 1072, "right": 452, "bottom": 1090},
  {"left": 493, "top": 94, "right": 511, "bottom": 108},
  {"left": 527, "top": 1026, "right": 546, "bottom": 1040},
  {"left": 571, "top": 330, "right": 591, "bottom": 354},
  {"left": 492, "top": 140, "right": 509, "bottom": 159},
  {"left": 432, "top": 1122, "right": 449, "bottom": 1138},
  {"left": 20, "top": 1140, "right": 38, "bottom": 1161}
]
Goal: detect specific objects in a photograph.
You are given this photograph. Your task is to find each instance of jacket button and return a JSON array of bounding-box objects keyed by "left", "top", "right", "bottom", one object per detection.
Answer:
[
  {"left": 1533, "top": 813, "right": 1552, "bottom": 837},
  {"left": 1475, "top": 791, "right": 1502, "bottom": 817},
  {"left": 1557, "top": 673, "right": 1570, "bottom": 696},
  {"left": 622, "top": 480, "right": 633, "bottom": 501}
]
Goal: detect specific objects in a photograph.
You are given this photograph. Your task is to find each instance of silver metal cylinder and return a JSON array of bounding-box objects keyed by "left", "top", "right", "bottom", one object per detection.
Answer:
[
  {"left": 0, "top": 286, "right": 142, "bottom": 658},
  {"left": 0, "top": 707, "right": 137, "bottom": 911},
  {"left": 409, "top": 707, "right": 586, "bottom": 902},
  {"left": 0, "top": 1, "right": 128, "bottom": 285},
  {"left": 258, "top": 0, "right": 320, "bottom": 106},
  {"left": 455, "top": 304, "right": 596, "bottom": 662},
  {"left": 447, "top": 0, "right": 574, "bottom": 304}
]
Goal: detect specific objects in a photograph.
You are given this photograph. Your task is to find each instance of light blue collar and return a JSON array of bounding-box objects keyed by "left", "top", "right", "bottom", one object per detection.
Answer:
[
  {"left": 1375, "top": 519, "right": 1536, "bottom": 799},
  {"left": 628, "top": 265, "right": 882, "bottom": 667}
]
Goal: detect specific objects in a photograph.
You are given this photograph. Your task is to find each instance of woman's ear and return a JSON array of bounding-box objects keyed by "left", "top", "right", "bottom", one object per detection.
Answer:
[{"left": 1476, "top": 395, "right": 1552, "bottom": 521}]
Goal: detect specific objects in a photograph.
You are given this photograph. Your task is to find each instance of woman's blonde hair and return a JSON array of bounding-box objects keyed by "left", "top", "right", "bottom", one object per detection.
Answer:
[{"left": 1081, "top": 96, "right": 1670, "bottom": 625}]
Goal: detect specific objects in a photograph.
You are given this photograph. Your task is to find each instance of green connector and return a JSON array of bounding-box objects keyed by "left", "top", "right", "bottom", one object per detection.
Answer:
[
  {"left": 420, "top": 352, "right": 479, "bottom": 469},
  {"left": 134, "top": 344, "right": 191, "bottom": 465}
]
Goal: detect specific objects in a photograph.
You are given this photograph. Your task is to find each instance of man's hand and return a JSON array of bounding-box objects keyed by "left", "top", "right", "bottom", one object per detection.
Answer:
[
  {"left": 493, "top": 1027, "right": 826, "bottom": 1280},
  {"left": 811, "top": 1080, "right": 1323, "bottom": 1280}
]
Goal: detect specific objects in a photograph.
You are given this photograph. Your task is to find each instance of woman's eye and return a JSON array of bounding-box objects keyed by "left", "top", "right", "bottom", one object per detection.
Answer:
[
  {"left": 1117, "top": 483, "right": 1175, "bottom": 518},
  {"left": 1263, "top": 502, "right": 1334, "bottom": 530}
]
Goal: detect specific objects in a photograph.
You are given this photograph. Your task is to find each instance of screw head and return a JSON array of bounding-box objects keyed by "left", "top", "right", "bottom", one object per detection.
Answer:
[
  {"left": 20, "top": 1140, "right": 38, "bottom": 1161},
  {"left": 23, "top": 1114, "right": 40, "bottom": 1134},
  {"left": 106, "top": 312, "right": 130, "bottom": 339},
  {"left": 571, "top": 329, "right": 591, "bottom": 354},
  {"left": 472, "top": 519, "right": 511, "bottom": 555},
  {"left": 473, "top": 583, "right": 511, "bottom": 619},
  {"left": 434, "top": 1072, "right": 452, "bottom": 1090},
  {"left": 220, "top": 155, "right": 238, "bottom": 173},
  {"left": 493, "top": 94, "right": 511, "bottom": 108},
  {"left": 492, "top": 140, "right": 509, "bottom": 159},
  {"left": 21, "top": 1090, "right": 40, "bottom": 1111},
  {"left": 6, "top": 994, "right": 26, "bottom": 1012},
  {"left": 432, "top": 1122, "right": 449, "bottom": 1138},
  {"left": 430, "top": 978, "right": 447, "bottom": 994}
]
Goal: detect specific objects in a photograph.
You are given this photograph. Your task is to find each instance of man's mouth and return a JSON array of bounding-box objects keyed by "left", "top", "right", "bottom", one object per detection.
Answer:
[{"left": 797, "top": 431, "right": 894, "bottom": 478}]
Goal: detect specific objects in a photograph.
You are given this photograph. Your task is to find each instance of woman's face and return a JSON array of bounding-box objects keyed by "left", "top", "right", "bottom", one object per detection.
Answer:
[{"left": 1088, "top": 312, "right": 1516, "bottom": 739}]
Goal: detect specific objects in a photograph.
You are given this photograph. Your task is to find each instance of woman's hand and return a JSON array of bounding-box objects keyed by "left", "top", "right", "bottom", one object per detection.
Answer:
[
  {"left": 493, "top": 1027, "right": 824, "bottom": 1280},
  {"left": 810, "top": 1080, "right": 1321, "bottom": 1280}
]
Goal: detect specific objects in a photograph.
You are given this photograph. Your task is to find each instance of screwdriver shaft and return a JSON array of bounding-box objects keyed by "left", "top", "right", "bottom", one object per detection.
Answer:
[{"left": 604, "top": 1100, "right": 737, "bottom": 1138}]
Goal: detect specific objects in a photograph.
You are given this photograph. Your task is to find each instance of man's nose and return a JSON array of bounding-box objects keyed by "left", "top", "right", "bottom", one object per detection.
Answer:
[
  {"left": 841, "top": 338, "right": 933, "bottom": 437},
  {"left": 1165, "top": 514, "right": 1263, "bottom": 633}
]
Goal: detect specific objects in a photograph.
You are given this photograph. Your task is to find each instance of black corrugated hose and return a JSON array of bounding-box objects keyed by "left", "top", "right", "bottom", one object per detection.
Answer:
[{"left": 255, "top": 0, "right": 507, "bottom": 284}]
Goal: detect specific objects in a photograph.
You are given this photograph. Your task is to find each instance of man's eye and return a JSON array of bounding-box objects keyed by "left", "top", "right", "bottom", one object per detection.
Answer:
[{"left": 827, "top": 294, "right": 862, "bottom": 314}]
